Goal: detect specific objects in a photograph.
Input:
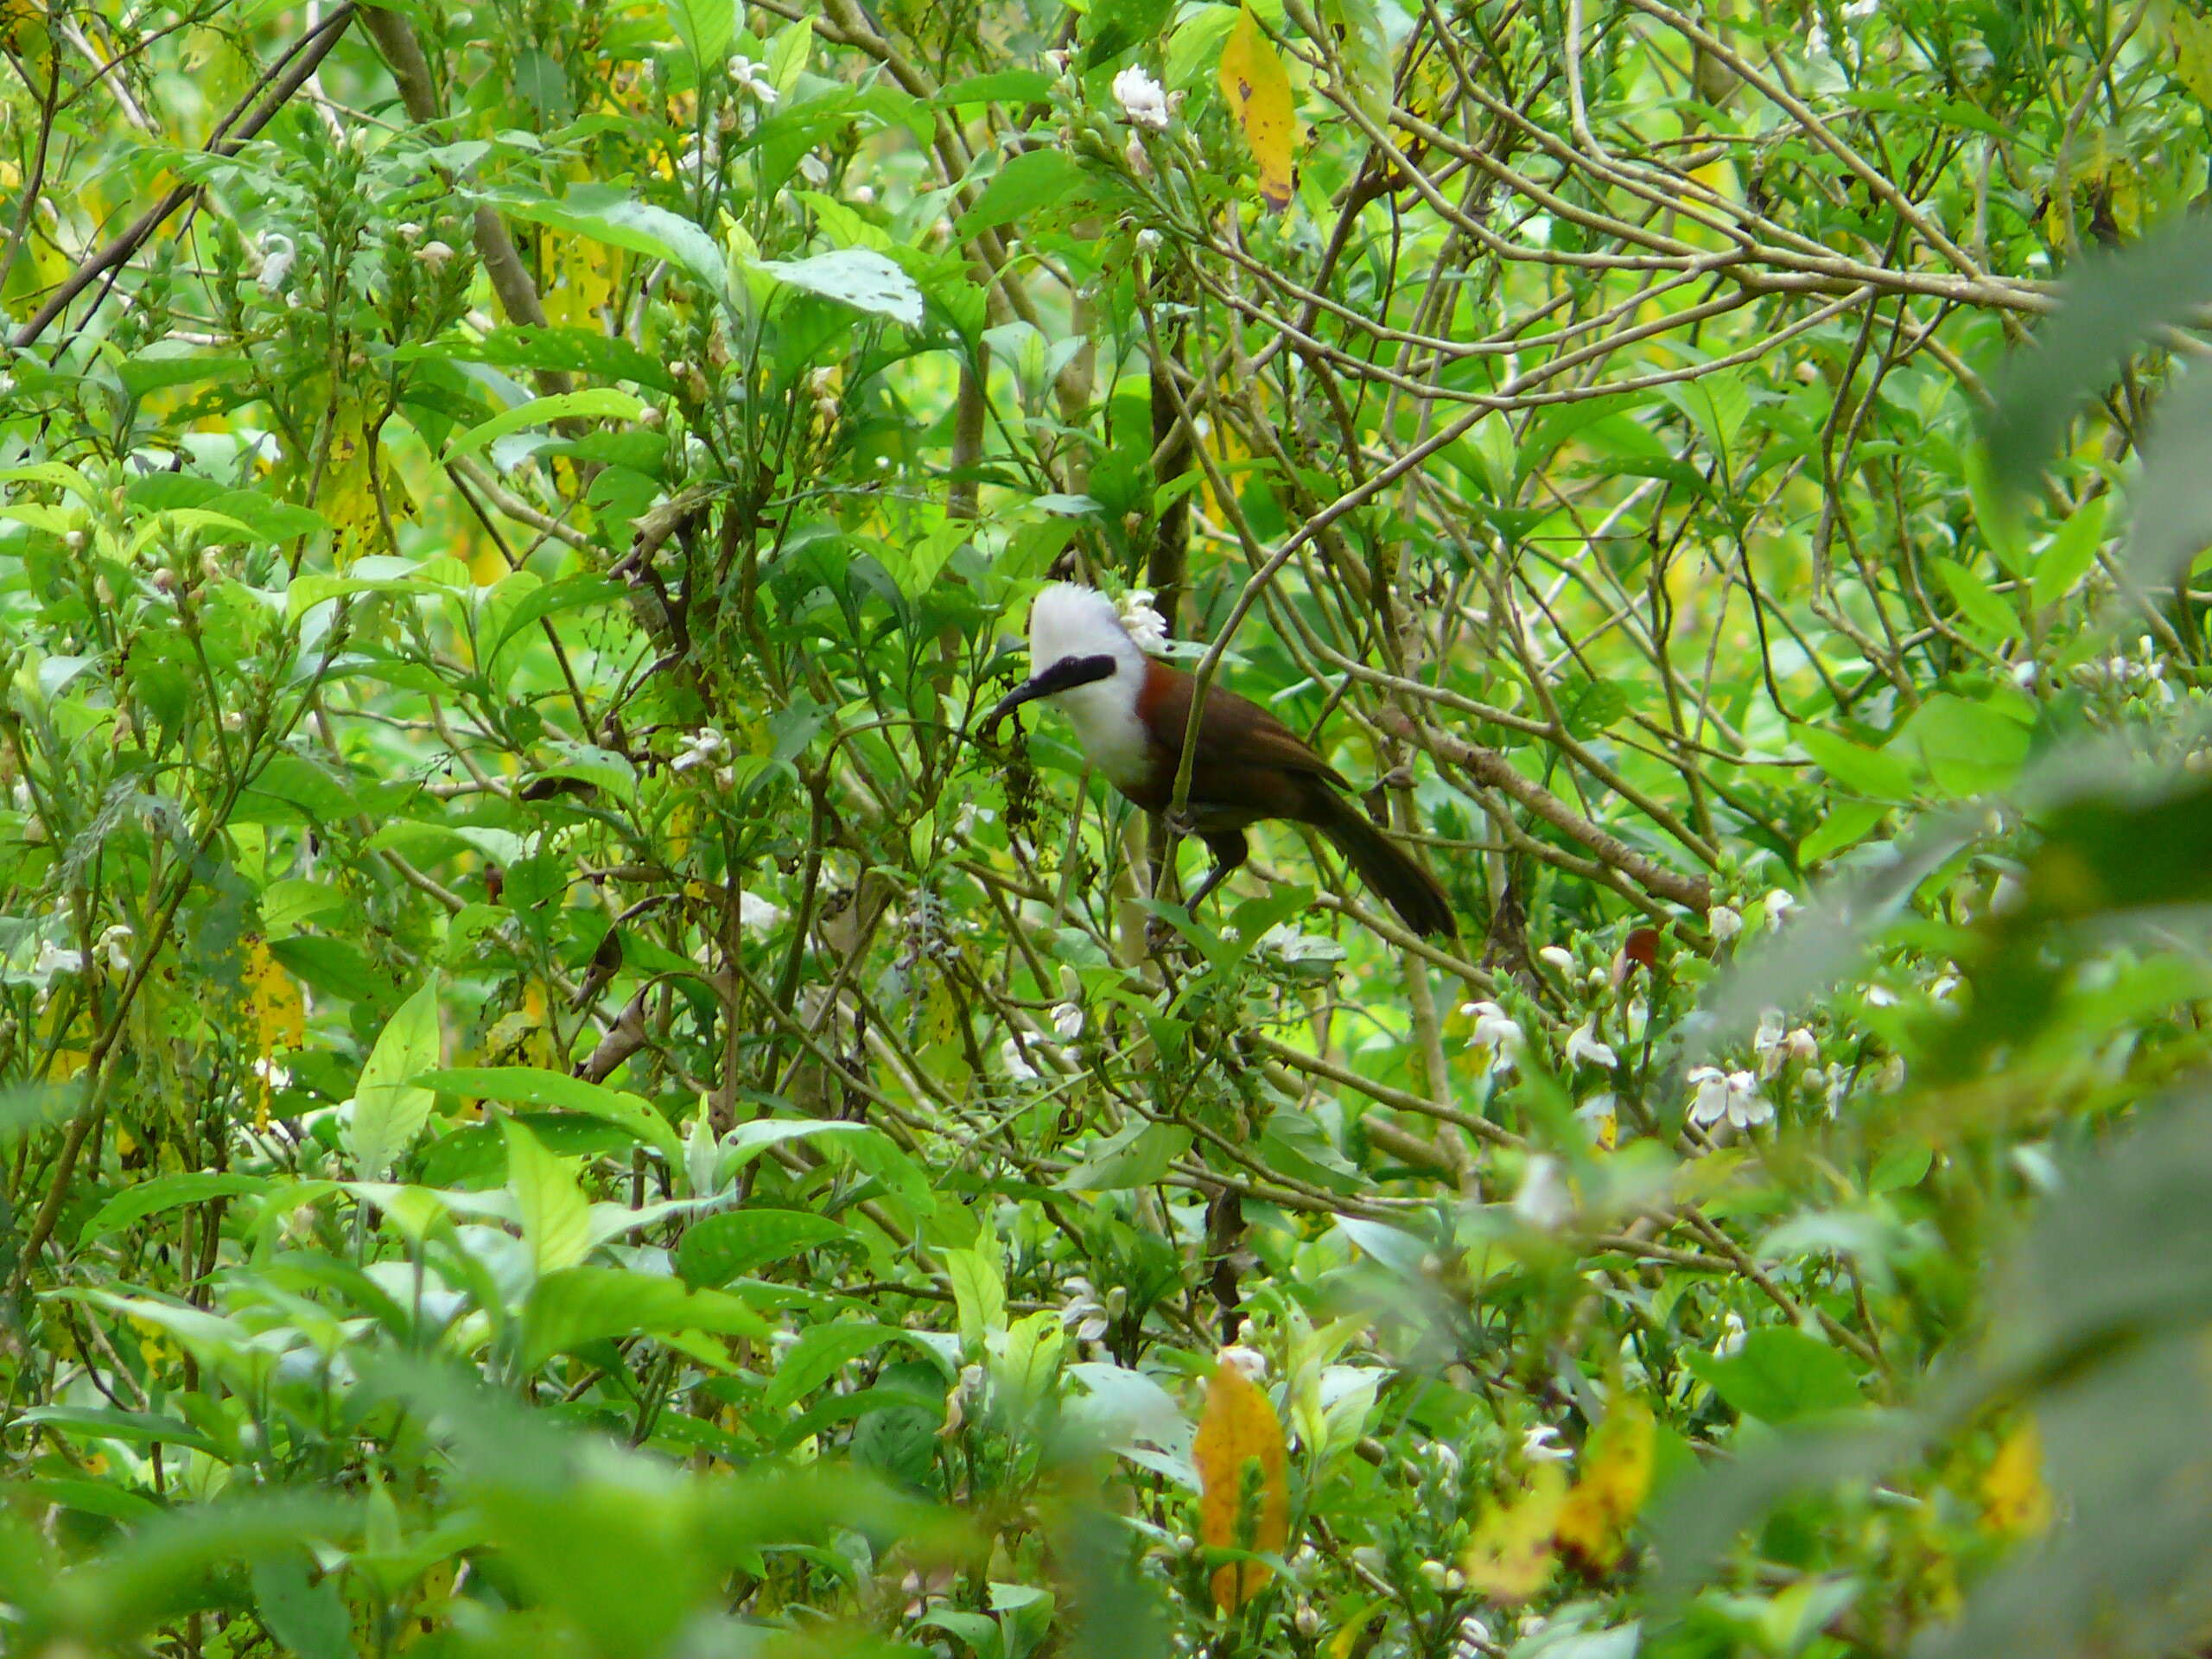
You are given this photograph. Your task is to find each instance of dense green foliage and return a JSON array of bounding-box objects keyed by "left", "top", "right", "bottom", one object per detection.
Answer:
[{"left": 6, "top": 0, "right": 2212, "bottom": 1654}]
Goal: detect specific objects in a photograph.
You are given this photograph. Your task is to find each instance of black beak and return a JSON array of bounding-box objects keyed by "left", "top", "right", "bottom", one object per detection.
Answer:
[{"left": 980, "top": 653, "right": 1118, "bottom": 730}]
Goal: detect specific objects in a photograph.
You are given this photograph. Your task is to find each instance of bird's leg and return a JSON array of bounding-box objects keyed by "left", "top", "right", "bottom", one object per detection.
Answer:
[
  {"left": 1183, "top": 830, "right": 1250, "bottom": 918},
  {"left": 1148, "top": 823, "right": 1249, "bottom": 952}
]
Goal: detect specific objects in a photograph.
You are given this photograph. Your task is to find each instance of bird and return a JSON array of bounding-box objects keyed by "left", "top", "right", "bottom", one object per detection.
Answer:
[{"left": 982, "top": 583, "right": 1457, "bottom": 939}]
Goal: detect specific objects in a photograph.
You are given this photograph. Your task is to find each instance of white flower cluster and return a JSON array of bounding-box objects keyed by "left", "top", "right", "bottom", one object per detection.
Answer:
[
  {"left": 1058, "top": 1274, "right": 1123, "bottom": 1343},
  {"left": 2075, "top": 635, "right": 2172, "bottom": 702},
  {"left": 1112, "top": 67, "right": 1171, "bottom": 132},
  {"left": 671, "top": 725, "right": 728, "bottom": 774},
  {"left": 1116, "top": 588, "right": 1169, "bottom": 652}
]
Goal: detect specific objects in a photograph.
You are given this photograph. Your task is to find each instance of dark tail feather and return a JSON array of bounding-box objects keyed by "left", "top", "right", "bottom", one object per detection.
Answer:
[{"left": 1309, "top": 790, "right": 1457, "bottom": 938}]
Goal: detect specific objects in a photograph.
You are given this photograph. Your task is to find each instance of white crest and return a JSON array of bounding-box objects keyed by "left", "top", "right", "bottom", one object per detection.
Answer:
[{"left": 1027, "top": 583, "right": 1139, "bottom": 670}]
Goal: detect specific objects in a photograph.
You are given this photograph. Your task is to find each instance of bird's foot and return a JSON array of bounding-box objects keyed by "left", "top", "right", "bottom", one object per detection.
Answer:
[{"left": 1162, "top": 805, "right": 1199, "bottom": 841}]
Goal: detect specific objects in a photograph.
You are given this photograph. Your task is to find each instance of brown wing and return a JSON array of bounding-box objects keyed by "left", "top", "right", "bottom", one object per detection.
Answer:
[{"left": 1133, "top": 660, "right": 1351, "bottom": 822}]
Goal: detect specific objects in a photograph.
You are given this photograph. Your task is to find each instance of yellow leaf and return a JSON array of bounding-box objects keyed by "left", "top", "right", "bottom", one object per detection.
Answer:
[
  {"left": 244, "top": 935, "right": 305, "bottom": 1128},
  {"left": 1555, "top": 1400, "right": 1655, "bottom": 1571},
  {"left": 1218, "top": 6, "right": 1300, "bottom": 212},
  {"left": 1980, "top": 1417, "right": 2052, "bottom": 1536},
  {"left": 2174, "top": 11, "right": 2212, "bottom": 105},
  {"left": 1462, "top": 1461, "right": 1565, "bottom": 1603},
  {"left": 1193, "top": 1351, "right": 1290, "bottom": 1612}
]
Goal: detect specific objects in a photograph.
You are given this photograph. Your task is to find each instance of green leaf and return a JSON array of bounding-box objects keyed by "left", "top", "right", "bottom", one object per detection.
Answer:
[
  {"left": 1790, "top": 723, "right": 1915, "bottom": 800},
  {"left": 11, "top": 1406, "right": 221, "bottom": 1456},
  {"left": 935, "top": 69, "right": 1054, "bottom": 105},
  {"left": 1681, "top": 1328, "right": 1864, "bottom": 1423},
  {"left": 483, "top": 185, "right": 727, "bottom": 289},
  {"left": 505, "top": 1118, "right": 593, "bottom": 1276},
  {"left": 1933, "top": 556, "right": 2020, "bottom": 643},
  {"left": 348, "top": 978, "right": 442, "bottom": 1177},
  {"left": 1899, "top": 693, "right": 2033, "bottom": 798},
  {"left": 402, "top": 326, "right": 677, "bottom": 393},
  {"left": 955, "top": 150, "right": 1090, "bottom": 238},
  {"left": 2031, "top": 493, "right": 2109, "bottom": 608},
  {"left": 1060, "top": 1120, "right": 1192, "bottom": 1191},
  {"left": 251, "top": 1555, "right": 353, "bottom": 1659},
  {"left": 117, "top": 351, "right": 251, "bottom": 398},
  {"left": 750, "top": 249, "right": 924, "bottom": 328},
  {"left": 762, "top": 1320, "right": 900, "bottom": 1411},
  {"left": 2126, "top": 365, "right": 2212, "bottom": 589},
  {"left": 423, "top": 1067, "right": 682, "bottom": 1162},
  {"left": 1986, "top": 216, "right": 2212, "bottom": 499},
  {"left": 523, "top": 1267, "right": 772, "bottom": 1367},
  {"left": 446, "top": 388, "right": 648, "bottom": 461},
  {"left": 944, "top": 1243, "right": 1007, "bottom": 1351},
  {"left": 78, "top": 1173, "right": 269, "bottom": 1243},
  {"left": 677, "top": 1209, "right": 850, "bottom": 1287},
  {"left": 1798, "top": 798, "right": 1886, "bottom": 865},
  {"left": 666, "top": 0, "right": 734, "bottom": 66}
]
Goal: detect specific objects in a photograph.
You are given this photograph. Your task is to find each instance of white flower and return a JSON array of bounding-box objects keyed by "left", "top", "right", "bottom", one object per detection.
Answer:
[
  {"left": 1112, "top": 66, "right": 1171, "bottom": 131},
  {"left": 1687, "top": 1065, "right": 1772, "bottom": 1130},
  {"left": 1451, "top": 1613, "right": 1495, "bottom": 1659},
  {"left": 728, "top": 54, "right": 779, "bottom": 103},
  {"left": 95, "top": 924, "right": 133, "bottom": 972},
  {"left": 1217, "top": 1344, "right": 1268, "bottom": 1382},
  {"left": 1522, "top": 1424, "right": 1572, "bottom": 1463},
  {"left": 1575, "top": 1093, "right": 1619, "bottom": 1149},
  {"left": 1841, "top": 0, "right": 1878, "bottom": 17},
  {"left": 1537, "top": 944, "right": 1575, "bottom": 975},
  {"left": 1117, "top": 588, "right": 1169, "bottom": 652},
  {"left": 737, "top": 892, "right": 785, "bottom": 936},
  {"left": 255, "top": 231, "right": 296, "bottom": 295},
  {"left": 1258, "top": 925, "right": 1346, "bottom": 969},
  {"left": 1510, "top": 1155, "right": 1573, "bottom": 1230},
  {"left": 671, "top": 726, "right": 728, "bottom": 773},
  {"left": 1714, "top": 1310, "right": 1746, "bottom": 1357},
  {"left": 1990, "top": 873, "right": 2026, "bottom": 917},
  {"left": 1864, "top": 983, "right": 1899, "bottom": 1007},
  {"left": 1134, "top": 226, "right": 1163, "bottom": 253},
  {"left": 999, "top": 1037, "right": 1040, "bottom": 1082},
  {"left": 1763, "top": 888, "right": 1799, "bottom": 931},
  {"left": 416, "top": 239, "right": 455, "bottom": 271},
  {"left": 1807, "top": 15, "right": 1831, "bottom": 58},
  {"left": 32, "top": 941, "right": 83, "bottom": 977},
  {"left": 1061, "top": 1277, "right": 1110, "bottom": 1342},
  {"left": 1459, "top": 1000, "right": 1524, "bottom": 1074},
  {"left": 1051, "top": 1000, "right": 1084, "bottom": 1040},
  {"left": 1565, "top": 1019, "right": 1617, "bottom": 1071},
  {"left": 1709, "top": 904, "right": 1743, "bottom": 943}
]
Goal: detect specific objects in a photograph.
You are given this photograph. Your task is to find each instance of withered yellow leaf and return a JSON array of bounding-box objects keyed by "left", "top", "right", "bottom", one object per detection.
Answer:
[
  {"left": 1462, "top": 1461, "right": 1566, "bottom": 1604},
  {"left": 1217, "top": 6, "right": 1299, "bottom": 211},
  {"left": 1555, "top": 1400, "right": 1655, "bottom": 1572},
  {"left": 1980, "top": 1416, "right": 2052, "bottom": 1536},
  {"left": 244, "top": 935, "right": 306, "bottom": 1128},
  {"left": 1193, "top": 1351, "right": 1290, "bottom": 1612}
]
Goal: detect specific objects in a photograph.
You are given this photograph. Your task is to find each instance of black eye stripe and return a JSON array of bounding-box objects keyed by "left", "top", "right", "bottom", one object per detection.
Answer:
[{"left": 1034, "top": 652, "right": 1119, "bottom": 694}]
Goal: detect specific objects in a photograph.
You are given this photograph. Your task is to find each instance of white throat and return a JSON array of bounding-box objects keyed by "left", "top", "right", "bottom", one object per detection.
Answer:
[{"left": 1027, "top": 584, "right": 1152, "bottom": 791}]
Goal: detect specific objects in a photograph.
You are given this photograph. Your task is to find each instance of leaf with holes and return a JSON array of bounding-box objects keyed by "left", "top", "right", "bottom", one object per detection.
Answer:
[{"left": 1217, "top": 6, "right": 1299, "bottom": 210}]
